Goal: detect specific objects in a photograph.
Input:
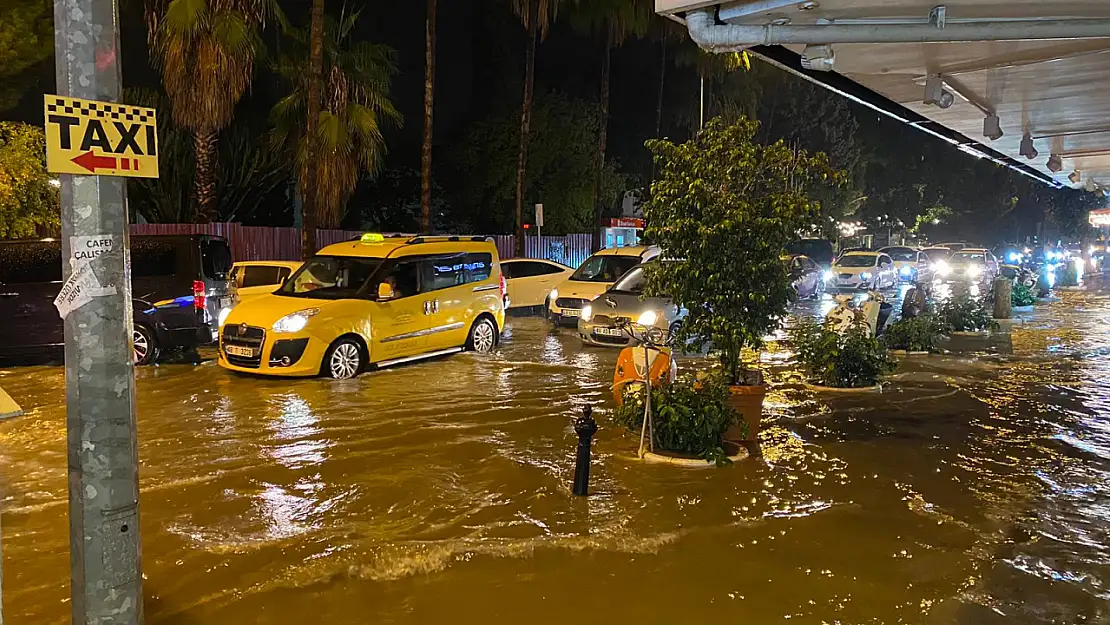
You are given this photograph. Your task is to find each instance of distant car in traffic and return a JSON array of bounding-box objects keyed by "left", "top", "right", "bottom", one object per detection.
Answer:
[
  {"left": 0, "top": 235, "right": 233, "bottom": 365},
  {"left": 878, "top": 246, "right": 932, "bottom": 283},
  {"left": 936, "top": 241, "right": 971, "bottom": 252},
  {"left": 577, "top": 263, "right": 684, "bottom": 347},
  {"left": 230, "top": 260, "right": 303, "bottom": 301},
  {"left": 500, "top": 258, "right": 573, "bottom": 313},
  {"left": 940, "top": 248, "right": 999, "bottom": 282},
  {"left": 786, "top": 239, "right": 835, "bottom": 269},
  {"left": 828, "top": 251, "right": 897, "bottom": 290},
  {"left": 547, "top": 245, "right": 661, "bottom": 326},
  {"left": 785, "top": 254, "right": 823, "bottom": 299}
]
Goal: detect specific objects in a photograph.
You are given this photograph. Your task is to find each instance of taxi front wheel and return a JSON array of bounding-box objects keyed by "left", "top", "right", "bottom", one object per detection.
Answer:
[{"left": 323, "top": 338, "right": 363, "bottom": 379}]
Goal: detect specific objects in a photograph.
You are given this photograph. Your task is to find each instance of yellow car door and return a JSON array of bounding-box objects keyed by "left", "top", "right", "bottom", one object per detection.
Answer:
[
  {"left": 505, "top": 260, "right": 569, "bottom": 308},
  {"left": 370, "top": 258, "right": 429, "bottom": 362}
]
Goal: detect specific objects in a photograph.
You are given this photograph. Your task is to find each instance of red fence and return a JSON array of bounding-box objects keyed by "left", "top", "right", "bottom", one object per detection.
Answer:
[{"left": 129, "top": 223, "right": 594, "bottom": 266}]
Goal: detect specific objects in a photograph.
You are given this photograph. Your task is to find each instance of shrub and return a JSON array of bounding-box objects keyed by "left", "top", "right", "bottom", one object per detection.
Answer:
[
  {"left": 790, "top": 317, "right": 895, "bottom": 388},
  {"left": 881, "top": 312, "right": 947, "bottom": 353},
  {"left": 1011, "top": 283, "right": 1036, "bottom": 307},
  {"left": 612, "top": 373, "right": 740, "bottom": 465},
  {"left": 938, "top": 290, "right": 998, "bottom": 332}
]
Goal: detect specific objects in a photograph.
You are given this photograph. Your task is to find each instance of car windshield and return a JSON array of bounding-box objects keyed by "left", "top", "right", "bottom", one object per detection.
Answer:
[
  {"left": 836, "top": 255, "right": 878, "bottom": 268},
  {"left": 923, "top": 248, "right": 953, "bottom": 261},
  {"left": 610, "top": 266, "right": 645, "bottom": 294},
  {"left": 277, "top": 255, "right": 384, "bottom": 299},
  {"left": 952, "top": 252, "right": 986, "bottom": 263},
  {"left": 882, "top": 248, "right": 917, "bottom": 261},
  {"left": 571, "top": 254, "right": 640, "bottom": 283}
]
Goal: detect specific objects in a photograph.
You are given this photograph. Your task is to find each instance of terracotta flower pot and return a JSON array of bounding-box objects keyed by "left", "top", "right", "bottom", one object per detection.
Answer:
[{"left": 725, "top": 385, "right": 767, "bottom": 442}]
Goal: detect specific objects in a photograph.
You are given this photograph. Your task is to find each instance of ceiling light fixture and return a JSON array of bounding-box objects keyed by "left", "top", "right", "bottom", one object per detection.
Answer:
[
  {"left": 1047, "top": 154, "right": 1063, "bottom": 173},
  {"left": 799, "top": 1, "right": 820, "bottom": 10},
  {"left": 1019, "top": 133, "right": 1038, "bottom": 160},
  {"left": 1069, "top": 170, "right": 1082, "bottom": 184},
  {"left": 800, "top": 44, "right": 835, "bottom": 72},
  {"left": 983, "top": 115, "right": 1003, "bottom": 141},
  {"left": 924, "top": 75, "right": 954, "bottom": 109}
]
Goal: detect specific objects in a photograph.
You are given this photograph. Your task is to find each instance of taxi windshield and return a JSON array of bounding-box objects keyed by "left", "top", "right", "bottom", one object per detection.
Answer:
[
  {"left": 278, "top": 255, "right": 384, "bottom": 299},
  {"left": 836, "top": 255, "right": 878, "bottom": 268},
  {"left": 571, "top": 255, "right": 640, "bottom": 283}
]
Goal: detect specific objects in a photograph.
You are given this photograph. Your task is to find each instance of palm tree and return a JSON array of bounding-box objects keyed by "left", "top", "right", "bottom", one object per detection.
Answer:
[
  {"left": 569, "top": 0, "right": 653, "bottom": 251},
  {"left": 421, "top": 0, "right": 437, "bottom": 233},
  {"left": 270, "top": 10, "right": 402, "bottom": 230},
  {"left": 303, "top": 0, "right": 325, "bottom": 258},
  {"left": 146, "top": 0, "right": 270, "bottom": 222},
  {"left": 509, "top": 0, "right": 561, "bottom": 256}
]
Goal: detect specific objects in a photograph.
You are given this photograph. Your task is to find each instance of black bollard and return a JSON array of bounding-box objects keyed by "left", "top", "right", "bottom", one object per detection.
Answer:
[{"left": 572, "top": 406, "right": 598, "bottom": 497}]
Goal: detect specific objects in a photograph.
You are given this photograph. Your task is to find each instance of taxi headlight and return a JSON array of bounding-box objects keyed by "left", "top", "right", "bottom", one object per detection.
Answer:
[
  {"left": 637, "top": 310, "right": 660, "bottom": 326},
  {"left": 967, "top": 264, "right": 983, "bottom": 277},
  {"left": 933, "top": 261, "right": 951, "bottom": 276},
  {"left": 581, "top": 304, "right": 593, "bottom": 322},
  {"left": 217, "top": 306, "right": 232, "bottom": 327},
  {"left": 272, "top": 308, "right": 320, "bottom": 333}
]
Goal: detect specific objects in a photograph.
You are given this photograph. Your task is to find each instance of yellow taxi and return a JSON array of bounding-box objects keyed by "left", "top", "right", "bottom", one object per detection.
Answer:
[
  {"left": 218, "top": 234, "right": 507, "bottom": 379},
  {"left": 547, "top": 245, "right": 660, "bottom": 326},
  {"left": 230, "top": 260, "right": 303, "bottom": 299}
]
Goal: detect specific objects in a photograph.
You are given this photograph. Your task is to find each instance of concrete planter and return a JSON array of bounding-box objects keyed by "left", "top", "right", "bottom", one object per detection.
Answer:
[
  {"left": 1012, "top": 305, "right": 1034, "bottom": 313},
  {"left": 725, "top": 384, "right": 766, "bottom": 443},
  {"left": 889, "top": 350, "right": 930, "bottom": 356},
  {"left": 642, "top": 442, "right": 750, "bottom": 467},
  {"left": 950, "top": 330, "right": 990, "bottom": 337},
  {"left": 804, "top": 383, "right": 882, "bottom": 393}
]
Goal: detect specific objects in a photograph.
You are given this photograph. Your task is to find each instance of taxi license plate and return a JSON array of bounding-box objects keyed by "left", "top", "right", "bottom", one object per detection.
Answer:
[
  {"left": 594, "top": 327, "right": 623, "bottom": 337},
  {"left": 225, "top": 345, "right": 255, "bottom": 358},
  {"left": 562, "top": 309, "right": 580, "bottom": 317}
]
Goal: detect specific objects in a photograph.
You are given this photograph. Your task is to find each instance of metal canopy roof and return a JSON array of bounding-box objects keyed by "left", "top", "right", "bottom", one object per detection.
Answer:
[{"left": 657, "top": 0, "right": 1110, "bottom": 193}]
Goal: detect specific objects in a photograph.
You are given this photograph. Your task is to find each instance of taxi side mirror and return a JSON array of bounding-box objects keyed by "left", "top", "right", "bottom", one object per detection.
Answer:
[{"left": 377, "top": 282, "right": 395, "bottom": 301}]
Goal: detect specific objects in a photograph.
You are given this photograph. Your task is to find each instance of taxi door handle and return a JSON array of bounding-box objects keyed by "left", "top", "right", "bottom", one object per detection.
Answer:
[{"left": 423, "top": 300, "right": 440, "bottom": 315}]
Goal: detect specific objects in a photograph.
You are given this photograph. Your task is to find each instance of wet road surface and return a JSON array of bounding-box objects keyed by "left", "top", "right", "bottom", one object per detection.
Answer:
[{"left": 2, "top": 280, "right": 1109, "bottom": 624}]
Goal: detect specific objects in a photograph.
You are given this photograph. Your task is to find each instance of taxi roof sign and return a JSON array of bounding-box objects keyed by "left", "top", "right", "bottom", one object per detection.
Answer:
[
  {"left": 359, "top": 233, "right": 385, "bottom": 243},
  {"left": 43, "top": 95, "right": 159, "bottom": 178}
]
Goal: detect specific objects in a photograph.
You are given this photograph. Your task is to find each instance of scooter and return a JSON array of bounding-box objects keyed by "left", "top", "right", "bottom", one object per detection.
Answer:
[
  {"left": 826, "top": 291, "right": 893, "bottom": 337},
  {"left": 611, "top": 319, "right": 678, "bottom": 458}
]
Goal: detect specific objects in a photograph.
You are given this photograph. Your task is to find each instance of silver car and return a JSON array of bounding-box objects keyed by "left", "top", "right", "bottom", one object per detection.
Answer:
[{"left": 576, "top": 264, "right": 685, "bottom": 347}]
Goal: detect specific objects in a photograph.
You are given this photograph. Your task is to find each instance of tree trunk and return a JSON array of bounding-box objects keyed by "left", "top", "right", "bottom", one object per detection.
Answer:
[
  {"left": 514, "top": 0, "right": 539, "bottom": 258},
  {"left": 302, "top": 0, "right": 325, "bottom": 260},
  {"left": 193, "top": 131, "right": 218, "bottom": 223},
  {"left": 591, "top": 36, "right": 612, "bottom": 253},
  {"left": 651, "top": 38, "right": 667, "bottom": 182},
  {"left": 421, "top": 0, "right": 437, "bottom": 234}
]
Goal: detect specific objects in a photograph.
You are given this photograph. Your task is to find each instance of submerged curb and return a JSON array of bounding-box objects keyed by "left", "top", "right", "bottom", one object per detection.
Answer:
[
  {"left": 890, "top": 350, "right": 930, "bottom": 356},
  {"left": 804, "top": 383, "right": 882, "bottom": 393}
]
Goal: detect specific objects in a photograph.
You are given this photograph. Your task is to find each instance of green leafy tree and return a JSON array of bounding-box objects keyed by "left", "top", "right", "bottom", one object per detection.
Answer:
[
  {"left": 0, "top": 0, "right": 52, "bottom": 112},
  {"left": 447, "top": 92, "right": 625, "bottom": 234},
  {"left": 0, "top": 122, "right": 59, "bottom": 239},
  {"left": 270, "top": 9, "right": 402, "bottom": 229},
  {"left": 146, "top": 0, "right": 270, "bottom": 222},
  {"left": 643, "top": 117, "right": 840, "bottom": 385}
]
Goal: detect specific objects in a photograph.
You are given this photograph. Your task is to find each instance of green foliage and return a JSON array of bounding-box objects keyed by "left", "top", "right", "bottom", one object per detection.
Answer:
[
  {"left": 0, "top": 0, "right": 52, "bottom": 112},
  {"left": 643, "top": 117, "right": 841, "bottom": 384},
  {"left": 612, "top": 373, "right": 739, "bottom": 465},
  {"left": 938, "top": 290, "right": 998, "bottom": 332},
  {"left": 270, "top": 10, "right": 402, "bottom": 228},
  {"left": 1011, "top": 283, "right": 1036, "bottom": 307},
  {"left": 0, "top": 122, "right": 59, "bottom": 239},
  {"left": 790, "top": 317, "right": 895, "bottom": 388},
  {"left": 446, "top": 92, "right": 626, "bottom": 234},
  {"left": 881, "top": 312, "right": 947, "bottom": 353}
]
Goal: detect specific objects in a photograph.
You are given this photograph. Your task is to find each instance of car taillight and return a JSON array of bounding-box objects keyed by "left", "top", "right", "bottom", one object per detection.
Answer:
[
  {"left": 499, "top": 272, "right": 507, "bottom": 300},
  {"left": 192, "top": 280, "right": 206, "bottom": 310}
]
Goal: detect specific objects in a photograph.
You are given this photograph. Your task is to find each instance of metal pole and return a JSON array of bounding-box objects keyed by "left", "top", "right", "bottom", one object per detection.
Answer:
[
  {"left": 53, "top": 0, "right": 143, "bottom": 622},
  {"left": 572, "top": 407, "right": 598, "bottom": 496},
  {"left": 699, "top": 77, "right": 705, "bottom": 130}
]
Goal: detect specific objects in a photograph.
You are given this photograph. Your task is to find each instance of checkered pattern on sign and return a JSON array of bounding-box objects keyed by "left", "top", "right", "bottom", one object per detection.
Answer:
[{"left": 46, "top": 97, "right": 156, "bottom": 123}]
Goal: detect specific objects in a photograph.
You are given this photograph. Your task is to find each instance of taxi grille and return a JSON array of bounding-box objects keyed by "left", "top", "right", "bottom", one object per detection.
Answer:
[
  {"left": 555, "top": 297, "right": 589, "bottom": 310},
  {"left": 590, "top": 314, "right": 632, "bottom": 326},
  {"left": 222, "top": 324, "right": 266, "bottom": 369}
]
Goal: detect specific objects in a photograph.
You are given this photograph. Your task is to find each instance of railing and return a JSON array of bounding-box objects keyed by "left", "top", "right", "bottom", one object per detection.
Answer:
[{"left": 128, "top": 224, "right": 595, "bottom": 267}]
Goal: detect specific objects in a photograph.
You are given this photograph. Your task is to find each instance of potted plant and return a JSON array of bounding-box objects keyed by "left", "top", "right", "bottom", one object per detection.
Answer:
[
  {"left": 881, "top": 312, "right": 947, "bottom": 354},
  {"left": 642, "top": 117, "right": 840, "bottom": 443},
  {"left": 938, "top": 289, "right": 998, "bottom": 334},
  {"left": 613, "top": 372, "right": 742, "bottom": 465},
  {"left": 790, "top": 317, "right": 895, "bottom": 390},
  {"left": 1011, "top": 283, "right": 1036, "bottom": 311}
]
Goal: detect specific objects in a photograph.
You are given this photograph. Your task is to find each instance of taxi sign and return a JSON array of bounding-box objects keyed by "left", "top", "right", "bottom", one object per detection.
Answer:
[
  {"left": 359, "top": 233, "right": 385, "bottom": 243},
  {"left": 43, "top": 95, "right": 159, "bottom": 178}
]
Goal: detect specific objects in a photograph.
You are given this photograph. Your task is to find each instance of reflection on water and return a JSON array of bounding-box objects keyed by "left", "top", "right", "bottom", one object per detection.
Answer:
[{"left": 1, "top": 279, "right": 1109, "bottom": 624}]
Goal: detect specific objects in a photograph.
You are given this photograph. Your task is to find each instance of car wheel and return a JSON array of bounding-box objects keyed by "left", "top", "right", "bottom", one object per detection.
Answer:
[
  {"left": 323, "top": 338, "right": 363, "bottom": 379},
  {"left": 467, "top": 317, "right": 498, "bottom": 353},
  {"left": 133, "top": 324, "right": 159, "bottom": 366}
]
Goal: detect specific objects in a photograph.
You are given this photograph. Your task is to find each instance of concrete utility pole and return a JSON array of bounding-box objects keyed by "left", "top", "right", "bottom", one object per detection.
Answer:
[{"left": 53, "top": 0, "right": 143, "bottom": 622}]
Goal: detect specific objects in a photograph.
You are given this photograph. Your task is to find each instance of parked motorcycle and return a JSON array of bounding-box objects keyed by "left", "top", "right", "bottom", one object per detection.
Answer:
[{"left": 826, "top": 291, "right": 893, "bottom": 337}]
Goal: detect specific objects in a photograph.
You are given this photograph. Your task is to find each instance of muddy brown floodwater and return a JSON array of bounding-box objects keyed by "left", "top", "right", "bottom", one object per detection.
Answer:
[{"left": 2, "top": 280, "right": 1109, "bottom": 624}]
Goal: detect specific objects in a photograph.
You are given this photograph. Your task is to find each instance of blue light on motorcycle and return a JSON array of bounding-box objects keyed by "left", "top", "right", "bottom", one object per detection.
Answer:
[{"left": 1008, "top": 252, "right": 1019, "bottom": 262}]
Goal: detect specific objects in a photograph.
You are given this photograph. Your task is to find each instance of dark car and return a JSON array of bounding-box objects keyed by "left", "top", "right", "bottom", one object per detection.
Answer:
[
  {"left": 786, "top": 239, "right": 835, "bottom": 268},
  {"left": 0, "top": 235, "right": 233, "bottom": 365},
  {"left": 785, "top": 254, "right": 823, "bottom": 299}
]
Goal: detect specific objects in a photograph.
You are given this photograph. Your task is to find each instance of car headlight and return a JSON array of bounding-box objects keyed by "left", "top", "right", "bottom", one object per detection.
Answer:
[
  {"left": 933, "top": 261, "right": 951, "bottom": 276},
  {"left": 272, "top": 308, "right": 320, "bottom": 333},
  {"left": 859, "top": 272, "right": 873, "bottom": 281},
  {"left": 549, "top": 289, "right": 558, "bottom": 304},
  {"left": 637, "top": 310, "right": 659, "bottom": 326},
  {"left": 823, "top": 269, "right": 833, "bottom": 282},
  {"left": 967, "top": 265, "right": 983, "bottom": 277},
  {"left": 899, "top": 266, "right": 912, "bottom": 276},
  {"left": 217, "top": 306, "right": 232, "bottom": 328},
  {"left": 581, "top": 304, "right": 593, "bottom": 322}
]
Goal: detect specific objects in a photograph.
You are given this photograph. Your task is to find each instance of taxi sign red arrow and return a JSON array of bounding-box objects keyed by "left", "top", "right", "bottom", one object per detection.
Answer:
[{"left": 71, "top": 150, "right": 117, "bottom": 173}]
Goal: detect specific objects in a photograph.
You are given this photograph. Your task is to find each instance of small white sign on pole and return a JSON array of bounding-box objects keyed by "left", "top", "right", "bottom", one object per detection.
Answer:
[{"left": 535, "top": 203, "right": 544, "bottom": 240}]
